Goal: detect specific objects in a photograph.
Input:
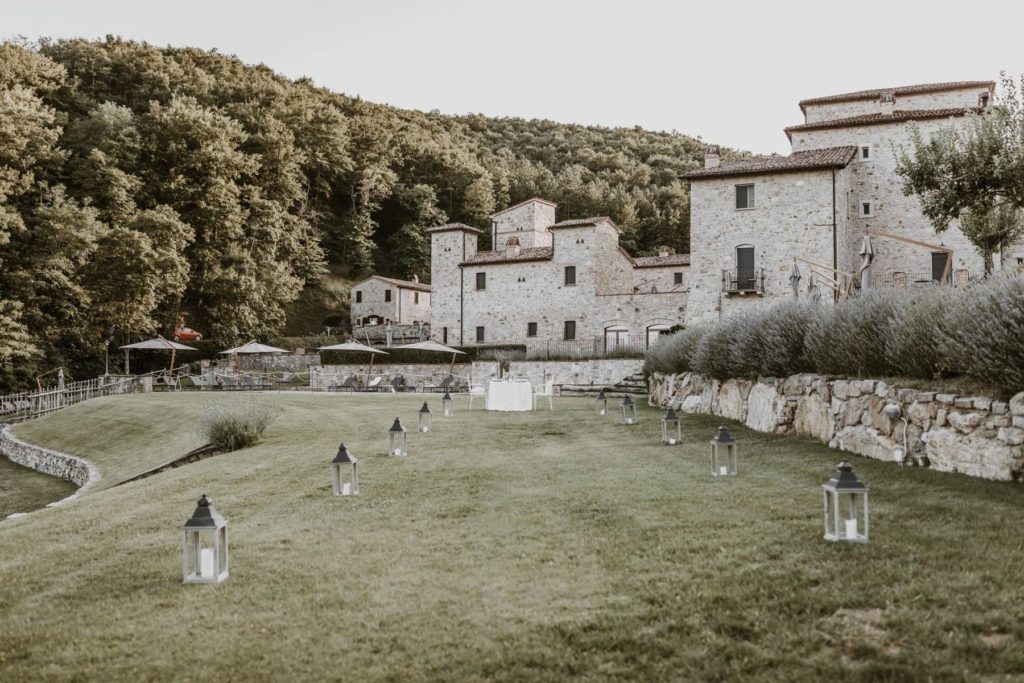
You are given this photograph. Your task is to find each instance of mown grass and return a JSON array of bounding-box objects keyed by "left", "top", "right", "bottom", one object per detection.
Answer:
[
  {"left": 1, "top": 393, "right": 1023, "bottom": 681},
  {"left": 0, "top": 456, "right": 76, "bottom": 517}
]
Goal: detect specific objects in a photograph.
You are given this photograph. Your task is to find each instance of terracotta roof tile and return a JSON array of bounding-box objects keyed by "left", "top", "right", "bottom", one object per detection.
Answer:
[
  {"left": 548, "top": 217, "right": 613, "bottom": 229},
  {"left": 425, "top": 223, "right": 483, "bottom": 235},
  {"left": 684, "top": 146, "right": 857, "bottom": 180},
  {"left": 460, "top": 246, "right": 553, "bottom": 266},
  {"left": 785, "top": 108, "right": 976, "bottom": 138},
  {"left": 490, "top": 197, "right": 557, "bottom": 217},
  {"left": 633, "top": 254, "right": 691, "bottom": 268},
  {"left": 361, "top": 275, "right": 432, "bottom": 292},
  {"left": 799, "top": 81, "right": 994, "bottom": 109}
]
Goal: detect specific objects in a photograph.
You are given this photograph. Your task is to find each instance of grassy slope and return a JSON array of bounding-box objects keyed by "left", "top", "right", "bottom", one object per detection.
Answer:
[
  {"left": 1, "top": 394, "right": 1023, "bottom": 680},
  {"left": 0, "top": 457, "right": 76, "bottom": 517}
]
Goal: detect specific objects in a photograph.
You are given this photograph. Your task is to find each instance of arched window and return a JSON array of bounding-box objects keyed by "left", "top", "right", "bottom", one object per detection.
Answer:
[{"left": 604, "top": 325, "right": 629, "bottom": 351}]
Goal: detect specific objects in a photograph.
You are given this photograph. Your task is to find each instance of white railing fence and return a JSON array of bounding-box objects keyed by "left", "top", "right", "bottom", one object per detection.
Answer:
[{"left": 0, "top": 375, "right": 141, "bottom": 422}]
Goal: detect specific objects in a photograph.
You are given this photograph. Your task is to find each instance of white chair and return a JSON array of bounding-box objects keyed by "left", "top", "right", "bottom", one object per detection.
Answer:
[
  {"left": 533, "top": 379, "right": 555, "bottom": 411},
  {"left": 468, "top": 383, "right": 487, "bottom": 410}
]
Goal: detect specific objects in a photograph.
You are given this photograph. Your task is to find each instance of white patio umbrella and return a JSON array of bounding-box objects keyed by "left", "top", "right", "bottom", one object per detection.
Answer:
[
  {"left": 789, "top": 260, "right": 802, "bottom": 300},
  {"left": 318, "top": 340, "right": 390, "bottom": 383},
  {"left": 807, "top": 274, "right": 822, "bottom": 303},
  {"left": 859, "top": 235, "right": 875, "bottom": 291},
  {"left": 220, "top": 340, "right": 290, "bottom": 372},
  {"left": 120, "top": 336, "right": 198, "bottom": 376},
  {"left": 391, "top": 340, "right": 467, "bottom": 376}
]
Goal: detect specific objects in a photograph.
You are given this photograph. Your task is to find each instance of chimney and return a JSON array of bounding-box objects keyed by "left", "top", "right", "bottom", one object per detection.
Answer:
[
  {"left": 505, "top": 236, "right": 521, "bottom": 257},
  {"left": 880, "top": 92, "right": 895, "bottom": 116},
  {"left": 704, "top": 144, "right": 721, "bottom": 169},
  {"left": 658, "top": 246, "right": 670, "bottom": 258}
]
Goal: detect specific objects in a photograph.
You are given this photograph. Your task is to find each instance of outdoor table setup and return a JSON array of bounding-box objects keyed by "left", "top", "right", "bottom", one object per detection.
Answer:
[{"left": 485, "top": 377, "right": 533, "bottom": 411}]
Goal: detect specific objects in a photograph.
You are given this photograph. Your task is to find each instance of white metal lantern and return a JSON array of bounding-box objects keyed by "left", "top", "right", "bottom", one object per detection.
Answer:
[
  {"left": 661, "top": 408, "right": 681, "bottom": 445},
  {"left": 596, "top": 389, "right": 608, "bottom": 416},
  {"left": 388, "top": 417, "right": 408, "bottom": 456},
  {"left": 442, "top": 390, "right": 454, "bottom": 417},
  {"left": 182, "top": 495, "right": 229, "bottom": 584},
  {"left": 823, "top": 461, "right": 869, "bottom": 543},
  {"left": 331, "top": 443, "right": 359, "bottom": 496},
  {"left": 710, "top": 426, "right": 737, "bottom": 476},
  {"left": 620, "top": 395, "right": 637, "bottom": 425},
  {"left": 418, "top": 401, "right": 432, "bottom": 433}
]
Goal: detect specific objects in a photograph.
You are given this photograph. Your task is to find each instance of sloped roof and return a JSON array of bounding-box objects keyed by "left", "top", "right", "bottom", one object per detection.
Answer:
[
  {"left": 633, "top": 254, "right": 691, "bottom": 268},
  {"left": 425, "top": 223, "right": 483, "bottom": 235},
  {"left": 354, "top": 275, "right": 432, "bottom": 292},
  {"left": 799, "top": 81, "right": 994, "bottom": 110},
  {"left": 547, "top": 217, "right": 621, "bottom": 233},
  {"left": 490, "top": 197, "right": 557, "bottom": 217},
  {"left": 684, "top": 146, "right": 857, "bottom": 180},
  {"left": 460, "top": 246, "right": 554, "bottom": 266},
  {"left": 785, "top": 108, "right": 976, "bottom": 138}
]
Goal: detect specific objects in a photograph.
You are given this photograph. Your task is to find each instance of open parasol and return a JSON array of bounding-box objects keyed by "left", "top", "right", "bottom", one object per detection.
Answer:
[
  {"left": 318, "top": 340, "right": 390, "bottom": 383},
  {"left": 390, "top": 340, "right": 467, "bottom": 377},
  {"left": 120, "top": 336, "right": 198, "bottom": 376}
]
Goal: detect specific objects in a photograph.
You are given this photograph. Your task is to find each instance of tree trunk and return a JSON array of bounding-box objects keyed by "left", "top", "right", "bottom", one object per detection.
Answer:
[{"left": 984, "top": 249, "right": 994, "bottom": 277}]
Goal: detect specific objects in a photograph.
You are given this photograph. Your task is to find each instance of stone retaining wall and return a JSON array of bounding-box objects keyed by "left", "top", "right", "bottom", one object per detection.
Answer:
[
  {"left": 0, "top": 425, "right": 101, "bottom": 507},
  {"left": 649, "top": 372, "right": 1024, "bottom": 481}
]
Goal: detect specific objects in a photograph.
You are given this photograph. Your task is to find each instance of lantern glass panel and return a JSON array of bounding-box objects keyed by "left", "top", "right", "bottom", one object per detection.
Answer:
[
  {"left": 710, "top": 441, "right": 737, "bottom": 476},
  {"left": 442, "top": 395, "right": 454, "bottom": 417},
  {"left": 620, "top": 402, "right": 637, "bottom": 425},
  {"left": 389, "top": 430, "right": 407, "bottom": 456},
  {"left": 823, "top": 489, "right": 869, "bottom": 542},
  {"left": 661, "top": 415, "right": 681, "bottom": 445},
  {"left": 332, "top": 461, "right": 358, "bottom": 496},
  {"left": 418, "top": 412, "right": 432, "bottom": 433},
  {"left": 596, "top": 396, "right": 608, "bottom": 416},
  {"left": 182, "top": 527, "right": 229, "bottom": 583}
]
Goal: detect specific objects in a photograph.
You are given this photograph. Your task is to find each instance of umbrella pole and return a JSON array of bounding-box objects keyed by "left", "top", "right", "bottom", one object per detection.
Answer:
[
  {"left": 168, "top": 348, "right": 177, "bottom": 381},
  {"left": 449, "top": 352, "right": 456, "bottom": 378},
  {"left": 368, "top": 353, "right": 375, "bottom": 385}
]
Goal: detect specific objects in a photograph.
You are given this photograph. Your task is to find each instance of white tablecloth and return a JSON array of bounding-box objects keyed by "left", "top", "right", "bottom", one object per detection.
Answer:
[{"left": 486, "top": 380, "right": 533, "bottom": 411}]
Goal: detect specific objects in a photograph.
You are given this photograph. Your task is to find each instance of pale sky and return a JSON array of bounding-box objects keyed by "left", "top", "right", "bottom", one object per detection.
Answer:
[{"left": 5, "top": 0, "right": 1024, "bottom": 154}]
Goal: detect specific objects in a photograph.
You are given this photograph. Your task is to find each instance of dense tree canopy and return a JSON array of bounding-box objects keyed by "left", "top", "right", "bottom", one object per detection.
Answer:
[{"left": 0, "top": 36, "right": 716, "bottom": 389}]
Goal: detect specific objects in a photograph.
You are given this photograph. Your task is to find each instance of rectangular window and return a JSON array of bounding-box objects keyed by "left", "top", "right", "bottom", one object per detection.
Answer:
[
  {"left": 860, "top": 144, "right": 872, "bottom": 160},
  {"left": 475, "top": 272, "right": 486, "bottom": 290},
  {"left": 384, "top": 289, "right": 392, "bottom": 302},
  {"left": 414, "top": 292, "right": 419, "bottom": 304},
  {"left": 564, "top": 320, "right": 576, "bottom": 340},
  {"left": 527, "top": 322, "right": 538, "bottom": 338},
  {"left": 355, "top": 291, "right": 362, "bottom": 303},
  {"left": 476, "top": 326, "right": 485, "bottom": 343},
  {"left": 735, "top": 184, "right": 755, "bottom": 210},
  {"left": 859, "top": 200, "right": 873, "bottom": 217},
  {"left": 673, "top": 272, "right": 683, "bottom": 285},
  {"left": 564, "top": 266, "right": 576, "bottom": 286},
  {"left": 932, "top": 252, "right": 951, "bottom": 283},
  {"left": 736, "top": 246, "right": 756, "bottom": 291},
  {"left": 442, "top": 327, "right": 448, "bottom": 344}
]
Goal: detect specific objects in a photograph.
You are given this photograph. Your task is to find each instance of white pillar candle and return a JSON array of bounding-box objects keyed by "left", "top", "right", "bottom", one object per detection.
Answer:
[
  {"left": 342, "top": 482, "right": 351, "bottom": 495},
  {"left": 668, "top": 438, "right": 676, "bottom": 445},
  {"left": 845, "top": 518, "right": 858, "bottom": 538},
  {"left": 599, "top": 409, "right": 606, "bottom": 415},
  {"left": 719, "top": 466, "right": 728, "bottom": 475},
  {"left": 420, "top": 426, "right": 429, "bottom": 433},
  {"left": 200, "top": 548, "right": 215, "bottom": 578},
  {"left": 393, "top": 448, "right": 402, "bottom": 456}
]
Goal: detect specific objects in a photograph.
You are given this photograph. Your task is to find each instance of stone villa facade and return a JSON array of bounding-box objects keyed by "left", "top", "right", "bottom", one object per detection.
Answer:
[
  {"left": 684, "top": 80, "right": 1020, "bottom": 324},
  {"left": 427, "top": 199, "right": 689, "bottom": 350},
  {"left": 349, "top": 275, "right": 431, "bottom": 328}
]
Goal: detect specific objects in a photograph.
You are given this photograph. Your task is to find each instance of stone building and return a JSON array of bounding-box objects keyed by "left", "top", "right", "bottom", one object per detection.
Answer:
[
  {"left": 349, "top": 275, "right": 431, "bottom": 328},
  {"left": 684, "top": 80, "right": 1014, "bottom": 324},
  {"left": 427, "top": 198, "right": 689, "bottom": 350}
]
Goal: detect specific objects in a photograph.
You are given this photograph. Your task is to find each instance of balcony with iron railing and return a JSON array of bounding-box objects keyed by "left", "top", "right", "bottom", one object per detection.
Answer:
[
  {"left": 869, "top": 269, "right": 976, "bottom": 289},
  {"left": 722, "top": 268, "right": 765, "bottom": 295}
]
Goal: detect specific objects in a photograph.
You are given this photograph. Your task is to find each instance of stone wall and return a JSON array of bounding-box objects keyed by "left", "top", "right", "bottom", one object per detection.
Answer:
[
  {"left": 1, "top": 425, "right": 101, "bottom": 507},
  {"left": 649, "top": 372, "right": 1024, "bottom": 481},
  {"left": 802, "top": 86, "right": 989, "bottom": 124}
]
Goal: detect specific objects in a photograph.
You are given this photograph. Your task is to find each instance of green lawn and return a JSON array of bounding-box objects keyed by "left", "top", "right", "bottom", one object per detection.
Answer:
[
  {"left": 1, "top": 393, "right": 1022, "bottom": 681},
  {"left": 0, "top": 456, "right": 76, "bottom": 518}
]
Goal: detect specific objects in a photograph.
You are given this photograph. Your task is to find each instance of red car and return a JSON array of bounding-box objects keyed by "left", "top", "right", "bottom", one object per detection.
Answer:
[{"left": 173, "top": 327, "right": 204, "bottom": 342}]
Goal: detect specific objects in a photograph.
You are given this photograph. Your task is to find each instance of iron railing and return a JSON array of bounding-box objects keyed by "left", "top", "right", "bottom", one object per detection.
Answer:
[
  {"left": 870, "top": 269, "right": 975, "bottom": 289},
  {"left": 722, "top": 268, "right": 765, "bottom": 294},
  {"left": 0, "top": 375, "right": 140, "bottom": 422},
  {"left": 474, "top": 337, "right": 650, "bottom": 361}
]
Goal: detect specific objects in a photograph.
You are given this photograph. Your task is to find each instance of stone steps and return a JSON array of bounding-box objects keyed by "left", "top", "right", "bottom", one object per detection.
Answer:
[{"left": 560, "top": 372, "right": 648, "bottom": 397}]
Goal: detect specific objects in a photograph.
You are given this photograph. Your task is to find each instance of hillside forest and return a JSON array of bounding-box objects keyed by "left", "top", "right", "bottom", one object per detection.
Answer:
[{"left": 0, "top": 36, "right": 727, "bottom": 389}]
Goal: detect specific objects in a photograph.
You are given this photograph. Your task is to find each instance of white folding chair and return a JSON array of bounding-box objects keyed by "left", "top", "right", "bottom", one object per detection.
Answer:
[
  {"left": 533, "top": 379, "right": 555, "bottom": 411},
  {"left": 468, "top": 383, "right": 487, "bottom": 410}
]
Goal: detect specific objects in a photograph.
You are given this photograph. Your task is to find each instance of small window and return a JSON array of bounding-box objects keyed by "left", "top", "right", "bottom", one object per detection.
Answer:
[
  {"left": 476, "top": 326, "right": 485, "bottom": 343},
  {"left": 564, "top": 320, "right": 576, "bottom": 340},
  {"left": 384, "top": 289, "right": 392, "bottom": 302},
  {"left": 527, "top": 322, "right": 538, "bottom": 337},
  {"left": 859, "top": 201, "right": 874, "bottom": 217},
  {"left": 355, "top": 291, "right": 362, "bottom": 303},
  {"left": 673, "top": 272, "right": 683, "bottom": 285},
  {"left": 859, "top": 144, "right": 872, "bottom": 161},
  {"left": 735, "top": 184, "right": 755, "bottom": 210},
  {"left": 414, "top": 292, "right": 419, "bottom": 304},
  {"left": 564, "top": 266, "right": 576, "bottom": 286},
  {"left": 442, "top": 327, "right": 448, "bottom": 344},
  {"left": 475, "top": 272, "right": 486, "bottom": 290}
]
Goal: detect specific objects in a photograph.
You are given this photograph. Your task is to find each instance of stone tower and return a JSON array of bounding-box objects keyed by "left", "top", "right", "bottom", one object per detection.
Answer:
[
  {"left": 491, "top": 198, "right": 557, "bottom": 249},
  {"left": 427, "top": 223, "right": 481, "bottom": 346}
]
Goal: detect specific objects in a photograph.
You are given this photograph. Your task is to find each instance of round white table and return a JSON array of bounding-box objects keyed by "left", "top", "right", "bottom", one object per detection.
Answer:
[{"left": 486, "top": 379, "right": 533, "bottom": 411}]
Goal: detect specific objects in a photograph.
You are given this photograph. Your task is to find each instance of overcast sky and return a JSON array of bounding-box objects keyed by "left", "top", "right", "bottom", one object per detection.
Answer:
[{"left": 7, "top": 0, "right": 1024, "bottom": 154}]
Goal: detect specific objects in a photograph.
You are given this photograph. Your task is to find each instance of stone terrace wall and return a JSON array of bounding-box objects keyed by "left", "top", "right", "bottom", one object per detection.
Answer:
[
  {"left": 649, "top": 372, "right": 1024, "bottom": 481},
  {"left": 0, "top": 425, "right": 101, "bottom": 507}
]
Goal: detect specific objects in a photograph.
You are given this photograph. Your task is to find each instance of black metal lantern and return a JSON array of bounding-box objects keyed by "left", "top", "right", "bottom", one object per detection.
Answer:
[
  {"left": 182, "top": 495, "right": 229, "bottom": 584},
  {"left": 823, "top": 461, "right": 869, "bottom": 543},
  {"left": 620, "top": 395, "right": 637, "bottom": 425},
  {"left": 710, "top": 426, "right": 737, "bottom": 476},
  {"left": 331, "top": 443, "right": 358, "bottom": 496},
  {"left": 442, "top": 390, "right": 454, "bottom": 417},
  {"left": 418, "top": 401, "right": 432, "bottom": 433},
  {"left": 661, "top": 408, "right": 681, "bottom": 445},
  {"left": 596, "top": 389, "right": 608, "bottom": 416},
  {"left": 388, "top": 417, "right": 408, "bottom": 457}
]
